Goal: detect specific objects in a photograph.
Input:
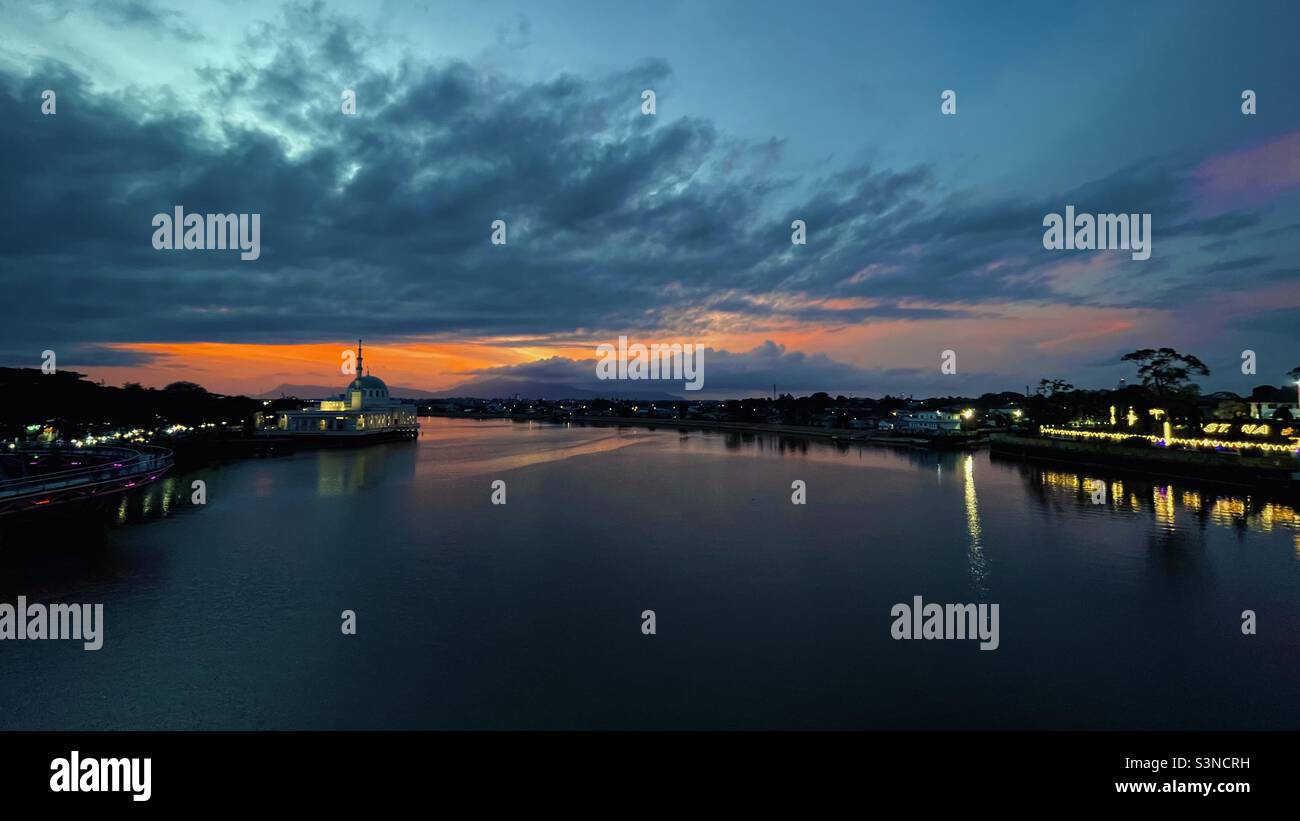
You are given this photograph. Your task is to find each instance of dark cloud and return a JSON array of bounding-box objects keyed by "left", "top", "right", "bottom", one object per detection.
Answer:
[
  {"left": 1228, "top": 307, "right": 1300, "bottom": 336},
  {"left": 0, "top": 343, "right": 156, "bottom": 369},
  {"left": 0, "top": 1, "right": 1288, "bottom": 367},
  {"left": 451, "top": 341, "right": 920, "bottom": 397},
  {"left": 33, "top": 0, "right": 205, "bottom": 42},
  {"left": 1201, "top": 255, "right": 1271, "bottom": 274}
]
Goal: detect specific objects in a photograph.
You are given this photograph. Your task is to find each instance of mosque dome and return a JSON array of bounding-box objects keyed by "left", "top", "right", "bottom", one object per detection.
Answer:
[{"left": 347, "top": 375, "right": 388, "bottom": 393}]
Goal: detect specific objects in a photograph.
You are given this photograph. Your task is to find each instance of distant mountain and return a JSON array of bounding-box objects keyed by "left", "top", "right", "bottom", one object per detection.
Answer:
[
  {"left": 257, "top": 378, "right": 683, "bottom": 402},
  {"left": 256, "top": 383, "right": 442, "bottom": 400},
  {"left": 427, "top": 377, "right": 681, "bottom": 401}
]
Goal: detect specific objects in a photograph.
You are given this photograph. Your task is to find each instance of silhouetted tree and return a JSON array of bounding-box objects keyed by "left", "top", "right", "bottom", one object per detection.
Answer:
[
  {"left": 1120, "top": 348, "right": 1209, "bottom": 395},
  {"left": 163, "top": 381, "right": 208, "bottom": 394},
  {"left": 1036, "top": 378, "right": 1074, "bottom": 397}
]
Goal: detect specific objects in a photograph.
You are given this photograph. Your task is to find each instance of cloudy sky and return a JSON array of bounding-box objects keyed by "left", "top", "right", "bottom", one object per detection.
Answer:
[{"left": 2, "top": 0, "right": 1298, "bottom": 398}]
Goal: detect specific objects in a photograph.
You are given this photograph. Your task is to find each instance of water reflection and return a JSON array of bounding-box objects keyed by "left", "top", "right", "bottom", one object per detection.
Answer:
[
  {"left": 94, "top": 473, "right": 194, "bottom": 525},
  {"left": 4, "top": 417, "right": 1299, "bottom": 730},
  {"left": 318, "top": 447, "right": 370, "bottom": 497},
  {"left": 414, "top": 425, "right": 645, "bottom": 480},
  {"left": 1004, "top": 457, "right": 1300, "bottom": 553},
  {"left": 962, "top": 454, "right": 988, "bottom": 598}
]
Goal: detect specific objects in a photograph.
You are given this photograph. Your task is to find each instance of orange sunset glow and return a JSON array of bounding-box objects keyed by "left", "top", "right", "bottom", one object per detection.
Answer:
[
  {"left": 80, "top": 340, "right": 573, "bottom": 396},
  {"left": 65, "top": 296, "right": 1172, "bottom": 397}
]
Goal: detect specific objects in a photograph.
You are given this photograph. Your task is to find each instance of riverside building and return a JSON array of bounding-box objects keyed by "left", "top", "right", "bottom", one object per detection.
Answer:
[{"left": 262, "top": 341, "right": 418, "bottom": 441}]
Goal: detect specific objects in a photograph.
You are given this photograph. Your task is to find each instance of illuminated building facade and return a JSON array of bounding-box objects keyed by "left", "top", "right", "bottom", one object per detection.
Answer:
[
  {"left": 897, "top": 410, "right": 962, "bottom": 434},
  {"left": 265, "top": 341, "right": 419, "bottom": 440}
]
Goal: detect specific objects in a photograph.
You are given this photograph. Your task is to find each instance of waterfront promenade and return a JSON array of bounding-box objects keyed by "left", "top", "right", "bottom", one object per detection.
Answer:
[{"left": 0, "top": 445, "right": 173, "bottom": 515}]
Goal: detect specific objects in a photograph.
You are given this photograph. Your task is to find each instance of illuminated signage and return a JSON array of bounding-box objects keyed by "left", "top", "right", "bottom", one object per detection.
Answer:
[{"left": 1204, "top": 422, "right": 1273, "bottom": 437}]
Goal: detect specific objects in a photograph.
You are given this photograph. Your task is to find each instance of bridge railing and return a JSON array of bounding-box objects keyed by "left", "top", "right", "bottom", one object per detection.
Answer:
[{"left": 0, "top": 445, "right": 174, "bottom": 500}]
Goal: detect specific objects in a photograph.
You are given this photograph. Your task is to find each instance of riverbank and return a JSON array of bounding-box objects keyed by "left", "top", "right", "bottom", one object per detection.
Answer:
[
  {"left": 989, "top": 432, "right": 1300, "bottom": 493},
  {"left": 92, "top": 414, "right": 1300, "bottom": 498},
  {"left": 430, "top": 412, "right": 986, "bottom": 450},
  {"left": 434, "top": 413, "right": 1300, "bottom": 494},
  {"left": 8, "top": 416, "right": 1299, "bottom": 732}
]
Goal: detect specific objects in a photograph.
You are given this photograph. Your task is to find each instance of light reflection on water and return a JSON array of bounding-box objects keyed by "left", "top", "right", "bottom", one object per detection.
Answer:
[
  {"left": 31, "top": 418, "right": 1300, "bottom": 595},
  {"left": 2, "top": 417, "right": 1298, "bottom": 730},
  {"left": 16, "top": 418, "right": 1300, "bottom": 598},
  {"left": 1025, "top": 463, "right": 1300, "bottom": 552},
  {"left": 963, "top": 455, "right": 987, "bottom": 598}
]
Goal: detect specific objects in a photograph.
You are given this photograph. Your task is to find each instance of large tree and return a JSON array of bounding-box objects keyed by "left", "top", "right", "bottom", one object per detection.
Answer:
[
  {"left": 1036, "top": 378, "right": 1074, "bottom": 397},
  {"left": 1120, "top": 348, "right": 1209, "bottom": 396},
  {"left": 163, "top": 381, "right": 209, "bottom": 394}
]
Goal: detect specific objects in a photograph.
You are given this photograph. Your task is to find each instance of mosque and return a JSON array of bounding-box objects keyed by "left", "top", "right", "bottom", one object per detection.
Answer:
[{"left": 264, "top": 341, "right": 419, "bottom": 441}]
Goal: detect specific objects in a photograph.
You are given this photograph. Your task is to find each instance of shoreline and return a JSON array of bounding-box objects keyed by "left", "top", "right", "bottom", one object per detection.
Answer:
[
  {"left": 429, "top": 412, "right": 986, "bottom": 450},
  {"left": 436, "top": 413, "right": 1300, "bottom": 495},
  {"left": 59, "top": 413, "right": 1300, "bottom": 498},
  {"left": 988, "top": 433, "right": 1299, "bottom": 493}
]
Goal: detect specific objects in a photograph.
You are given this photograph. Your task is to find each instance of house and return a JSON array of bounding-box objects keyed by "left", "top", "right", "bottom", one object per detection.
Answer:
[{"left": 897, "top": 410, "right": 962, "bottom": 434}]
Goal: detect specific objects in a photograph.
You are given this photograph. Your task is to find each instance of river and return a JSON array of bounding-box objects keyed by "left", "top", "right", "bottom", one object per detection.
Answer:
[{"left": 1, "top": 416, "right": 1297, "bottom": 729}]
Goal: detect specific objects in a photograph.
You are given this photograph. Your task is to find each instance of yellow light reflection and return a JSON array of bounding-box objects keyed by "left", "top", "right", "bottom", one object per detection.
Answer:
[
  {"left": 1153, "top": 486, "right": 1175, "bottom": 527},
  {"left": 963, "top": 455, "right": 987, "bottom": 596}
]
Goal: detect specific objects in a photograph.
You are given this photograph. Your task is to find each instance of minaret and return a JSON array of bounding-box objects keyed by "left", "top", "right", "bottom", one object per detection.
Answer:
[{"left": 357, "top": 338, "right": 364, "bottom": 379}]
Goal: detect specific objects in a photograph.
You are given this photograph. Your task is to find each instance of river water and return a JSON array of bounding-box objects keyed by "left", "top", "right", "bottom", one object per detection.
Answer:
[{"left": 2, "top": 417, "right": 1297, "bottom": 729}]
